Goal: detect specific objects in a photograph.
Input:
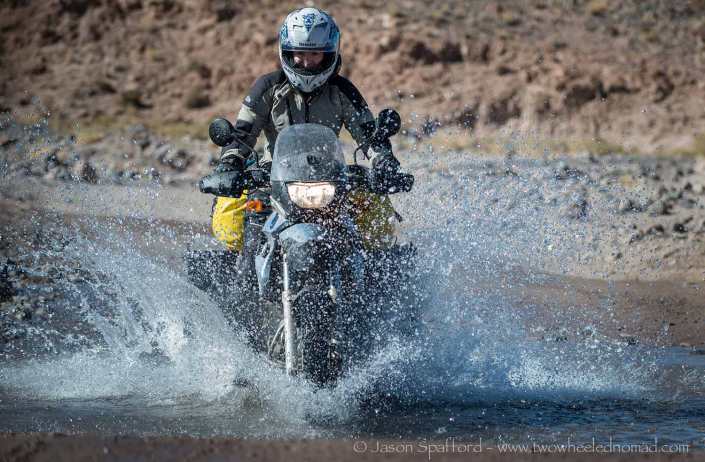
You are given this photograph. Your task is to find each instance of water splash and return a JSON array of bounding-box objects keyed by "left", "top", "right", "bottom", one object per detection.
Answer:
[{"left": 0, "top": 140, "right": 687, "bottom": 439}]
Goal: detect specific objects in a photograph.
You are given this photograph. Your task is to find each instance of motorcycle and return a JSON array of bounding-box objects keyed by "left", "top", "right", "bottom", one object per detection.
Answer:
[{"left": 194, "top": 110, "right": 419, "bottom": 386}]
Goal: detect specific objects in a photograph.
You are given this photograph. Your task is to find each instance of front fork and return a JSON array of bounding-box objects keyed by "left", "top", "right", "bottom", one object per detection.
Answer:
[
  {"left": 269, "top": 220, "right": 364, "bottom": 379},
  {"left": 281, "top": 253, "right": 297, "bottom": 376}
]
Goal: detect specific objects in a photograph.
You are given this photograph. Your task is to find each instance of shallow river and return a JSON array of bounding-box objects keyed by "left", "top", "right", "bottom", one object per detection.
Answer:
[{"left": 0, "top": 182, "right": 703, "bottom": 449}]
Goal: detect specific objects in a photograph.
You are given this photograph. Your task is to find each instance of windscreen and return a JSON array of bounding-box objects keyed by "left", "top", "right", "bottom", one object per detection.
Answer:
[{"left": 270, "top": 124, "right": 346, "bottom": 183}]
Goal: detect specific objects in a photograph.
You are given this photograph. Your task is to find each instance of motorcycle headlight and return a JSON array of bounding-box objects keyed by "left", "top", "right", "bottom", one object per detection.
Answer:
[{"left": 287, "top": 182, "right": 336, "bottom": 209}]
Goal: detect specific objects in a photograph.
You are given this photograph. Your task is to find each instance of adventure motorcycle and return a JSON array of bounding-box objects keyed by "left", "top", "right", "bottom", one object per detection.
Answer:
[{"left": 192, "top": 110, "right": 419, "bottom": 386}]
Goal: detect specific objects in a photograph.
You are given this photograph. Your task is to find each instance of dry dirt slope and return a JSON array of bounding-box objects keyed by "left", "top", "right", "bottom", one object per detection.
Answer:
[{"left": 1, "top": 0, "right": 705, "bottom": 154}]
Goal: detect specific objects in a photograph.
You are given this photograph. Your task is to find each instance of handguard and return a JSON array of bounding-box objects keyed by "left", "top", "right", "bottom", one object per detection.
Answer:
[
  {"left": 347, "top": 164, "right": 414, "bottom": 195},
  {"left": 198, "top": 170, "right": 251, "bottom": 197},
  {"left": 199, "top": 163, "right": 271, "bottom": 198},
  {"left": 369, "top": 170, "right": 414, "bottom": 194}
]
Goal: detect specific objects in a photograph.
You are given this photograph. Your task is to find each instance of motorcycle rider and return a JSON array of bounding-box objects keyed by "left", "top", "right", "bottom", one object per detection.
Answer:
[{"left": 211, "top": 6, "right": 409, "bottom": 253}]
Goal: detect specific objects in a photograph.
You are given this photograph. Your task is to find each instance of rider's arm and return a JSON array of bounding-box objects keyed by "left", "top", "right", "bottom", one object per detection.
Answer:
[
  {"left": 219, "top": 72, "right": 280, "bottom": 169},
  {"left": 331, "top": 76, "right": 411, "bottom": 193},
  {"left": 332, "top": 75, "right": 399, "bottom": 166},
  {"left": 332, "top": 76, "right": 401, "bottom": 179},
  {"left": 333, "top": 77, "right": 374, "bottom": 141}
]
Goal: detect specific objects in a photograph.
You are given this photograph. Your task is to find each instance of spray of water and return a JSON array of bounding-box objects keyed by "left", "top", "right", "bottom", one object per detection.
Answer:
[{"left": 0, "top": 125, "right": 673, "bottom": 438}]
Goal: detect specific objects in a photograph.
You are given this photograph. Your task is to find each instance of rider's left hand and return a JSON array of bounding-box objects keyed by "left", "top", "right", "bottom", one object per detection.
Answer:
[
  {"left": 370, "top": 154, "right": 413, "bottom": 194},
  {"left": 372, "top": 152, "right": 401, "bottom": 176}
]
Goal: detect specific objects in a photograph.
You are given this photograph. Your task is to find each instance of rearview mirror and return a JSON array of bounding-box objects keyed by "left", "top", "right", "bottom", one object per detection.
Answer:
[
  {"left": 208, "top": 118, "right": 235, "bottom": 147},
  {"left": 376, "top": 108, "right": 401, "bottom": 139}
]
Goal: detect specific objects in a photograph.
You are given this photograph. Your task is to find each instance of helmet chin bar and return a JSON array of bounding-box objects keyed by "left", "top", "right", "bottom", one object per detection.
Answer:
[{"left": 281, "top": 55, "right": 337, "bottom": 93}]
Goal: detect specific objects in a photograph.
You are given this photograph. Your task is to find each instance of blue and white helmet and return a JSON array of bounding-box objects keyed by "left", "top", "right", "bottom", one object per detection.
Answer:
[{"left": 279, "top": 7, "right": 340, "bottom": 93}]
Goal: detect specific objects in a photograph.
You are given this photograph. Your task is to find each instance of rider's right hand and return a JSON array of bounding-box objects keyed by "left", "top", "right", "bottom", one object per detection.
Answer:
[
  {"left": 215, "top": 142, "right": 245, "bottom": 173},
  {"left": 218, "top": 140, "right": 247, "bottom": 172},
  {"left": 214, "top": 157, "right": 242, "bottom": 174}
]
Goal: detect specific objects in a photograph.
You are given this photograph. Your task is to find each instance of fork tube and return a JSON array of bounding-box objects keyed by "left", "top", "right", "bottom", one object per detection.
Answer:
[{"left": 282, "top": 252, "right": 296, "bottom": 376}]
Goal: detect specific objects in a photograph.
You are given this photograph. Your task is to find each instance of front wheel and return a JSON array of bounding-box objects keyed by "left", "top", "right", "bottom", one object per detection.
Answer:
[
  {"left": 278, "top": 249, "right": 340, "bottom": 387},
  {"left": 267, "top": 290, "right": 340, "bottom": 386},
  {"left": 297, "top": 288, "right": 338, "bottom": 386}
]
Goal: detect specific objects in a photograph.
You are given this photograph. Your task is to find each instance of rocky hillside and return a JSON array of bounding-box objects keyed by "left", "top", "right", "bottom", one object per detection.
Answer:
[{"left": 1, "top": 0, "right": 705, "bottom": 154}]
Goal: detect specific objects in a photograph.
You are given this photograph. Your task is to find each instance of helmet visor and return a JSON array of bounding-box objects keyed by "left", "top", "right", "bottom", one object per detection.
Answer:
[{"left": 281, "top": 50, "right": 337, "bottom": 76}]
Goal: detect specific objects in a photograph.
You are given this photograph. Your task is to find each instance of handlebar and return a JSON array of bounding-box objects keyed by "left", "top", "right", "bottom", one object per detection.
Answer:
[{"left": 199, "top": 165, "right": 412, "bottom": 198}]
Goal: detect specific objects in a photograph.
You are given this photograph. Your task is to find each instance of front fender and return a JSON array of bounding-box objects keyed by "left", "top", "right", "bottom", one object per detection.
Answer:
[
  {"left": 279, "top": 222, "right": 366, "bottom": 300},
  {"left": 257, "top": 221, "right": 333, "bottom": 298},
  {"left": 279, "top": 223, "right": 331, "bottom": 276}
]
